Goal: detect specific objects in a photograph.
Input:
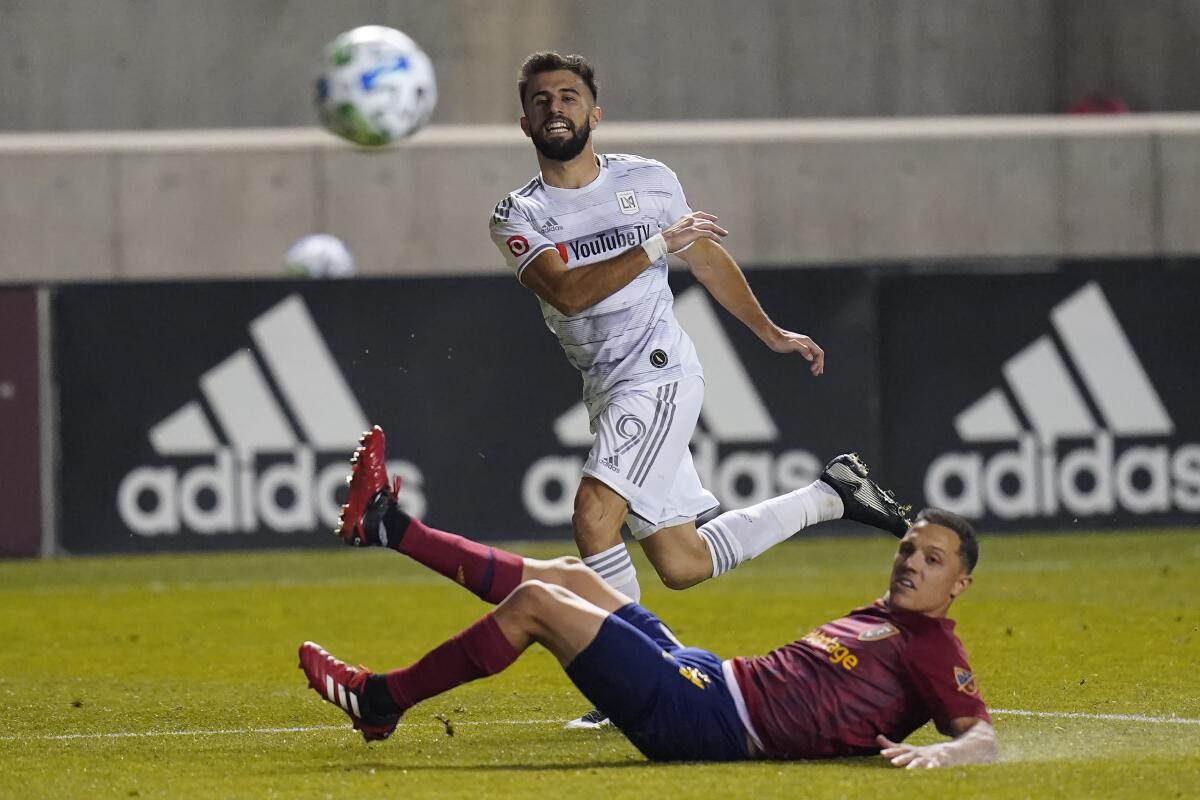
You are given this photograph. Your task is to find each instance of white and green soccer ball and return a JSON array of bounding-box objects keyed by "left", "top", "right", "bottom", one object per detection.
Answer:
[
  {"left": 315, "top": 25, "right": 437, "bottom": 147},
  {"left": 284, "top": 234, "right": 356, "bottom": 278}
]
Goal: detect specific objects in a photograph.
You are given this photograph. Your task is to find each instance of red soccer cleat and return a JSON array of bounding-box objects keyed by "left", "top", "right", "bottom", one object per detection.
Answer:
[
  {"left": 298, "top": 641, "right": 401, "bottom": 742},
  {"left": 336, "top": 425, "right": 395, "bottom": 546}
]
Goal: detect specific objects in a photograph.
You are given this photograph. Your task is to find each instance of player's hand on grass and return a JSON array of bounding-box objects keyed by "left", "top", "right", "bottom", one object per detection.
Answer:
[
  {"left": 876, "top": 735, "right": 947, "bottom": 769},
  {"left": 767, "top": 328, "right": 825, "bottom": 376},
  {"left": 663, "top": 212, "right": 728, "bottom": 253}
]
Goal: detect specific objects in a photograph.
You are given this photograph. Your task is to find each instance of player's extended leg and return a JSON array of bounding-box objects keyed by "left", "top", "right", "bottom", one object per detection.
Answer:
[
  {"left": 298, "top": 578, "right": 623, "bottom": 742},
  {"left": 335, "top": 425, "right": 634, "bottom": 610},
  {"left": 639, "top": 453, "right": 914, "bottom": 589}
]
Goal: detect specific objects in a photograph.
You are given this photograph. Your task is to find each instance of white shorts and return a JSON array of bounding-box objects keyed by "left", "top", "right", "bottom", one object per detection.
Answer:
[{"left": 581, "top": 376, "right": 718, "bottom": 539}]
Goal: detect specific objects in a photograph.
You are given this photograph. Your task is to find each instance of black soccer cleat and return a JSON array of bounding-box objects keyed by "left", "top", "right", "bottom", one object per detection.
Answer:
[{"left": 820, "top": 453, "right": 912, "bottom": 538}]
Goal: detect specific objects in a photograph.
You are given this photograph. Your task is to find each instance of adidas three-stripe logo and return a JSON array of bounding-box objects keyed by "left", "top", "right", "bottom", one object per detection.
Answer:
[
  {"left": 953, "top": 282, "right": 1171, "bottom": 444},
  {"left": 115, "top": 294, "right": 422, "bottom": 537},
  {"left": 324, "top": 673, "right": 362, "bottom": 719},
  {"left": 925, "top": 281, "right": 1198, "bottom": 519},
  {"left": 147, "top": 294, "right": 368, "bottom": 457}
]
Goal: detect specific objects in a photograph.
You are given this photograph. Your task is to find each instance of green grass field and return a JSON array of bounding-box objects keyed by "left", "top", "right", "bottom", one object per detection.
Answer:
[{"left": 2, "top": 530, "right": 1198, "bottom": 799}]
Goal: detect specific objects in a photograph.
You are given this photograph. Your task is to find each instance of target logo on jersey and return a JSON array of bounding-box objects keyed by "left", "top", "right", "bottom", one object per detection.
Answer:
[{"left": 506, "top": 235, "right": 529, "bottom": 257}]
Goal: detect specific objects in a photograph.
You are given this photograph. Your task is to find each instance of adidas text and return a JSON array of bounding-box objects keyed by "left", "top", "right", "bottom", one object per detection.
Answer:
[
  {"left": 926, "top": 433, "right": 1200, "bottom": 519},
  {"left": 925, "top": 281, "right": 1198, "bottom": 521},
  {"left": 117, "top": 448, "right": 425, "bottom": 536},
  {"left": 114, "top": 294, "right": 429, "bottom": 537}
]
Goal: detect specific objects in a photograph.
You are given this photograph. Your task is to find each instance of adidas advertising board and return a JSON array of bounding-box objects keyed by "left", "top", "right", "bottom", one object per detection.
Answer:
[
  {"left": 878, "top": 265, "right": 1200, "bottom": 530},
  {"left": 54, "top": 270, "right": 878, "bottom": 553},
  {"left": 55, "top": 283, "right": 431, "bottom": 552}
]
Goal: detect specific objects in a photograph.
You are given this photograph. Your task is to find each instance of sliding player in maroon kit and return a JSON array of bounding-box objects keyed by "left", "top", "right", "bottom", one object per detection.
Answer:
[{"left": 298, "top": 428, "right": 998, "bottom": 767}]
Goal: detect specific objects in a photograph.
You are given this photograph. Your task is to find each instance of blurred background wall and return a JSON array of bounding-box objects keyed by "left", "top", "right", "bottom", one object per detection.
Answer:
[
  {"left": 3, "top": 0, "right": 1200, "bottom": 282},
  {"left": 1, "top": 0, "right": 1199, "bottom": 131},
  {"left": 4, "top": 117, "right": 1199, "bottom": 281}
]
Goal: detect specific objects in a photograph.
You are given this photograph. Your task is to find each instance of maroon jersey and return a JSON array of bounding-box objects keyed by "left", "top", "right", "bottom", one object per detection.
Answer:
[{"left": 731, "top": 600, "right": 989, "bottom": 760}]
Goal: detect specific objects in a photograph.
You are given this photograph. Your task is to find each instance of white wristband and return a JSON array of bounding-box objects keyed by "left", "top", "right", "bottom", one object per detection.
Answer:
[{"left": 641, "top": 232, "right": 669, "bottom": 263}]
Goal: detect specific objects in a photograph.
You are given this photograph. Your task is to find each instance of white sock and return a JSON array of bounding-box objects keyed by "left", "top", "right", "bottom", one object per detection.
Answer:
[
  {"left": 698, "top": 480, "right": 844, "bottom": 578},
  {"left": 582, "top": 542, "right": 641, "bottom": 603}
]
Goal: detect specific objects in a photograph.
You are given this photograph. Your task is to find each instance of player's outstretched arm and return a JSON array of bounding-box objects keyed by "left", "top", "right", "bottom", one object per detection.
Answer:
[
  {"left": 876, "top": 718, "right": 999, "bottom": 769},
  {"left": 677, "top": 238, "right": 825, "bottom": 376},
  {"left": 521, "top": 212, "right": 727, "bottom": 316}
]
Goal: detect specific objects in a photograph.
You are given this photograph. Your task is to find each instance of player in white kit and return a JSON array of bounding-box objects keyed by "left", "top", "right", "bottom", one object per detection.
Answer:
[{"left": 488, "top": 53, "right": 912, "bottom": 725}]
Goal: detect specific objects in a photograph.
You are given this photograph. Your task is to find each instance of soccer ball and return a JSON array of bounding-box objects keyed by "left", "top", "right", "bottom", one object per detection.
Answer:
[
  {"left": 315, "top": 25, "right": 437, "bottom": 147},
  {"left": 284, "top": 234, "right": 356, "bottom": 278}
]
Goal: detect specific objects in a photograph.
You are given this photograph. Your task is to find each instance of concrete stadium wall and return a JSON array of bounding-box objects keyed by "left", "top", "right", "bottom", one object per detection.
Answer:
[
  {"left": 1, "top": 0, "right": 1198, "bottom": 132},
  {"left": 2, "top": 114, "right": 1199, "bottom": 283}
]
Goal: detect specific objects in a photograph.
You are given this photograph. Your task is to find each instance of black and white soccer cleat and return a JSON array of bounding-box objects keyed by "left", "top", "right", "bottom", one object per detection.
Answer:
[
  {"left": 820, "top": 453, "right": 912, "bottom": 538},
  {"left": 564, "top": 708, "right": 612, "bottom": 730}
]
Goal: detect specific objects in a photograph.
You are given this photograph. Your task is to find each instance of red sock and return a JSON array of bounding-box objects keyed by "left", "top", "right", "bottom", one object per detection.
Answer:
[
  {"left": 385, "top": 612, "right": 520, "bottom": 710},
  {"left": 384, "top": 507, "right": 523, "bottom": 604}
]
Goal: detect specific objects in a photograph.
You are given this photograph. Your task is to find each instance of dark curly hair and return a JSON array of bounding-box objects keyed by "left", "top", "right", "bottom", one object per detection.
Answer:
[{"left": 517, "top": 51, "right": 599, "bottom": 109}]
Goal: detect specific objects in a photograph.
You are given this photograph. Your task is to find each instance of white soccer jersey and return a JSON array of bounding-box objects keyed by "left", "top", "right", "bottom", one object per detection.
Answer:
[{"left": 489, "top": 154, "right": 704, "bottom": 420}]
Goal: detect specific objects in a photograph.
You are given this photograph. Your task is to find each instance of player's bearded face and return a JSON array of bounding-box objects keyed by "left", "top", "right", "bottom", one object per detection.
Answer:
[{"left": 531, "top": 114, "right": 592, "bottom": 161}]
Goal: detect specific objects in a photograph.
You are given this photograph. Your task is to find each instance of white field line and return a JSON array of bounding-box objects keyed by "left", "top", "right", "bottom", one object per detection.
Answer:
[
  {"left": 0, "top": 724, "right": 346, "bottom": 741},
  {"left": 0, "top": 719, "right": 567, "bottom": 742},
  {"left": 3, "top": 574, "right": 449, "bottom": 596},
  {"left": 990, "top": 708, "right": 1200, "bottom": 726},
  {"left": 1, "top": 709, "right": 1197, "bottom": 743}
]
